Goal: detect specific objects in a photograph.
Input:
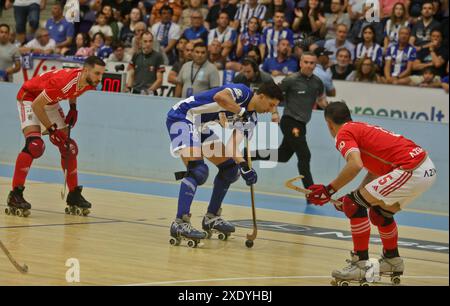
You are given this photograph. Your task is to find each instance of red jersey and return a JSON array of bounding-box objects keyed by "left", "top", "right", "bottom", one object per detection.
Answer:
[
  {"left": 335, "top": 122, "right": 427, "bottom": 176},
  {"left": 17, "top": 68, "right": 95, "bottom": 105}
]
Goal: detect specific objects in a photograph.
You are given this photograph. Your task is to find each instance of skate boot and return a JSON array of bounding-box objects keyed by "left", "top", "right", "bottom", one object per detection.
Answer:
[
  {"left": 169, "top": 214, "right": 206, "bottom": 248},
  {"left": 379, "top": 254, "right": 404, "bottom": 285},
  {"left": 202, "top": 208, "right": 235, "bottom": 241},
  {"left": 6, "top": 186, "right": 31, "bottom": 217},
  {"left": 331, "top": 252, "right": 371, "bottom": 286},
  {"left": 65, "top": 186, "right": 91, "bottom": 216}
]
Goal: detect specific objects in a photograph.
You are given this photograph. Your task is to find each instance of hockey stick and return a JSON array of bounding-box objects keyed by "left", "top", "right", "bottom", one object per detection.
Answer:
[
  {"left": 61, "top": 125, "right": 71, "bottom": 200},
  {"left": 244, "top": 131, "right": 257, "bottom": 248},
  {"left": 285, "top": 176, "right": 343, "bottom": 208},
  {"left": 0, "top": 240, "right": 28, "bottom": 274}
]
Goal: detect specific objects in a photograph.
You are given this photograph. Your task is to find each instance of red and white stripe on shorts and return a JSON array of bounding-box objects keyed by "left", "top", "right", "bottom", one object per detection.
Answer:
[{"left": 379, "top": 171, "right": 413, "bottom": 197}]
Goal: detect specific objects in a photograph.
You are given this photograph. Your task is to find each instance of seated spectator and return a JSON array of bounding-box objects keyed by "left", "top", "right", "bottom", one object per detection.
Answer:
[
  {"left": 19, "top": 28, "right": 55, "bottom": 55},
  {"left": 235, "top": 17, "right": 262, "bottom": 60},
  {"left": 233, "top": 0, "right": 267, "bottom": 32},
  {"left": 292, "top": 0, "right": 326, "bottom": 48},
  {"left": 262, "top": 38, "right": 298, "bottom": 76},
  {"left": 328, "top": 47, "right": 355, "bottom": 80},
  {"left": 396, "top": 67, "right": 442, "bottom": 87},
  {"left": 384, "top": 27, "right": 416, "bottom": 84},
  {"left": 89, "top": 11, "right": 114, "bottom": 45},
  {"left": 208, "top": 39, "right": 226, "bottom": 70},
  {"left": 259, "top": 10, "right": 294, "bottom": 59},
  {"left": 169, "top": 39, "right": 193, "bottom": 85},
  {"left": 263, "top": 0, "right": 295, "bottom": 28},
  {"left": 113, "top": 0, "right": 133, "bottom": 18},
  {"left": 175, "top": 42, "right": 221, "bottom": 98},
  {"left": 182, "top": 10, "right": 209, "bottom": 45},
  {"left": 379, "top": 0, "right": 410, "bottom": 19},
  {"left": 355, "top": 24, "right": 384, "bottom": 68},
  {"left": 232, "top": 57, "right": 273, "bottom": 90},
  {"left": 349, "top": 57, "right": 384, "bottom": 83},
  {"left": 413, "top": 29, "right": 448, "bottom": 77},
  {"left": 46, "top": 2, "right": 75, "bottom": 54},
  {"left": 92, "top": 32, "right": 113, "bottom": 59},
  {"left": 320, "top": 0, "right": 351, "bottom": 41},
  {"left": 101, "top": 4, "right": 123, "bottom": 43},
  {"left": 226, "top": 45, "right": 265, "bottom": 72},
  {"left": 7, "top": 0, "right": 43, "bottom": 44},
  {"left": 108, "top": 41, "right": 132, "bottom": 62},
  {"left": 151, "top": 5, "right": 181, "bottom": 65},
  {"left": 130, "top": 22, "right": 148, "bottom": 56},
  {"left": 410, "top": 1, "right": 441, "bottom": 51},
  {"left": 179, "top": 0, "right": 208, "bottom": 31},
  {"left": 206, "top": 0, "right": 238, "bottom": 30},
  {"left": 313, "top": 47, "right": 336, "bottom": 96},
  {"left": 208, "top": 11, "right": 238, "bottom": 60},
  {"left": 349, "top": 2, "right": 384, "bottom": 45},
  {"left": 150, "top": 0, "right": 182, "bottom": 25},
  {"left": 63, "top": 32, "right": 93, "bottom": 57},
  {"left": 0, "top": 23, "right": 20, "bottom": 82},
  {"left": 324, "top": 23, "right": 355, "bottom": 64},
  {"left": 120, "top": 7, "right": 143, "bottom": 49},
  {"left": 383, "top": 2, "right": 410, "bottom": 52},
  {"left": 126, "top": 31, "right": 164, "bottom": 95}
]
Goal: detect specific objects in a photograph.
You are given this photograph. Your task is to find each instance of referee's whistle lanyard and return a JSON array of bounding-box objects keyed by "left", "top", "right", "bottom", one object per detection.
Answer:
[{"left": 191, "top": 62, "right": 206, "bottom": 85}]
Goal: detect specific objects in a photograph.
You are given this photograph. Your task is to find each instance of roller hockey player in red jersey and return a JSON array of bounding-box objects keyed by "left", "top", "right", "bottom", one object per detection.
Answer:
[
  {"left": 6, "top": 56, "right": 106, "bottom": 217},
  {"left": 306, "top": 102, "right": 436, "bottom": 285}
]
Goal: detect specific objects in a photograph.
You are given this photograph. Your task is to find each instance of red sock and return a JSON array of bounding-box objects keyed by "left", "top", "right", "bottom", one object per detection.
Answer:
[
  {"left": 378, "top": 221, "right": 398, "bottom": 251},
  {"left": 351, "top": 217, "right": 371, "bottom": 252},
  {"left": 61, "top": 156, "right": 78, "bottom": 192},
  {"left": 12, "top": 152, "right": 33, "bottom": 189}
]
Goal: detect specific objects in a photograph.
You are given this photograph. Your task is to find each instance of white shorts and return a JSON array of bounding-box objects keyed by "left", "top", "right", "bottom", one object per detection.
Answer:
[
  {"left": 17, "top": 100, "right": 67, "bottom": 132},
  {"left": 365, "top": 157, "right": 437, "bottom": 209}
]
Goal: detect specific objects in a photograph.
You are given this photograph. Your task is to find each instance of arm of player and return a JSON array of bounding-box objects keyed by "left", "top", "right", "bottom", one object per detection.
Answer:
[
  {"left": 31, "top": 93, "right": 54, "bottom": 130},
  {"left": 329, "top": 151, "right": 364, "bottom": 191},
  {"left": 357, "top": 172, "right": 379, "bottom": 190},
  {"left": 213, "top": 89, "right": 244, "bottom": 115}
]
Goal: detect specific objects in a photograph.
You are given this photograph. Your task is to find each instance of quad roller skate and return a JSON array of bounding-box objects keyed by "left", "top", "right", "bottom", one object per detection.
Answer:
[
  {"left": 169, "top": 214, "right": 206, "bottom": 248},
  {"left": 331, "top": 252, "right": 371, "bottom": 286},
  {"left": 202, "top": 209, "right": 235, "bottom": 241},
  {"left": 65, "top": 186, "right": 91, "bottom": 216},
  {"left": 5, "top": 186, "right": 31, "bottom": 217},
  {"left": 379, "top": 254, "right": 404, "bottom": 286}
]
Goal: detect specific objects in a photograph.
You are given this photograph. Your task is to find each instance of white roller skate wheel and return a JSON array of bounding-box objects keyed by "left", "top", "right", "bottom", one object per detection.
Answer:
[
  {"left": 23, "top": 210, "right": 30, "bottom": 218},
  {"left": 360, "top": 282, "right": 370, "bottom": 286},
  {"left": 15, "top": 209, "right": 23, "bottom": 217},
  {"left": 65, "top": 207, "right": 70, "bottom": 214},
  {"left": 82, "top": 209, "right": 90, "bottom": 216},
  {"left": 330, "top": 280, "right": 338, "bottom": 286},
  {"left": 340, "top": 281, "right": 349, "bottom": 286},
  {"left": 187, "top": 240, "right": 196, "bottom": 248},
  {"left": 75, "top": 208, "right": 83, "bottom": 216},
  {"left": 204, "top": 231, "right": 212, "bottom": 239},
  {"left": 5, "top": 207, "right": 11, "bottom": 215},
  {"left": 169, "top": 238, "right": 177, "bottom": 246},
  {"left": 391, "top": 276, "right": 401, "bottom": 285}
]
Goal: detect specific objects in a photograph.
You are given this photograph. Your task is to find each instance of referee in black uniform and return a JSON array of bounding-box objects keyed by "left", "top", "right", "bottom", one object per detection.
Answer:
[{"left": 254, "top": 52, "right": 328, "bottom": 192}]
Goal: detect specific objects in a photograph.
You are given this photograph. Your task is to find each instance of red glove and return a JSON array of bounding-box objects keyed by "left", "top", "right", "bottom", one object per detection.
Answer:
[
  {"left": 48, "top": 124, "right": 67, "bottom": 147},
  {"left": 65, "top": 104, "right": 78, "bottom": 127},
  {"left": 306, "top": 184, "right": 336, "bottom": 206}
]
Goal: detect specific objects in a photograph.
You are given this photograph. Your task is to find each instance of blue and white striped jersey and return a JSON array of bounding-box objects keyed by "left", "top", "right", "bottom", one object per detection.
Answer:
[
  {"left": 168, "top": 84, "right": 255, "bottom": 125},
  {"left": 261, "top": 27, "right": 294, "bottom": 58}
]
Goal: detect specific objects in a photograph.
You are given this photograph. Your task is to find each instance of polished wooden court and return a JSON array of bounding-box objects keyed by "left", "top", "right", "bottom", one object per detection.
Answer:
[{"left": 0, "top": 177, "right": 448, "bottom": 286}]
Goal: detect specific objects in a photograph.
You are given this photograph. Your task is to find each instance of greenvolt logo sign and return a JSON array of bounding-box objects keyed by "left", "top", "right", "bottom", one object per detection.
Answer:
[{"left": 351, "top": 106, "right": 446, "bottom": 122}]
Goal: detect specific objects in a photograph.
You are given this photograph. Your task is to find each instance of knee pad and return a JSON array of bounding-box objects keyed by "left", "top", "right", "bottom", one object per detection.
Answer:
[
  {"left": 342, "top": 193, "right": 368, "bottom": 219},
  {"left": 187, "top": 160, "right": 209, "bottom": 185},
  {"left": 217, "top": 159, "right": 240, "bottom": 184},
  {"left": 369, "top": 207, "right": 395, "bottom": 226},
  {"left": 22, "top": 137, "right": 45, "bottom": 159},
  {"left": 58, "top": 139, "right": 78, "bottom": 158}
]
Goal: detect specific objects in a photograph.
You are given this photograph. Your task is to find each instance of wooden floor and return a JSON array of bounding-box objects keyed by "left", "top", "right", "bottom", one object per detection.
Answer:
[{"left": 0, "top": 177, "right": 448, "bottom": 286}]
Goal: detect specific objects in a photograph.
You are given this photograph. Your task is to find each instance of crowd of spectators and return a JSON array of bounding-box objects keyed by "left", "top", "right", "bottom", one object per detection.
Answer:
[{"left": 0, "top": 0, "right": 448, "bottom": 94}]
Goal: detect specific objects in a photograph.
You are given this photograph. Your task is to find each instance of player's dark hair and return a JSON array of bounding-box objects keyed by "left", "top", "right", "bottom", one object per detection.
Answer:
[
  {"left": 0, "top": 24, "right": 10, "bottom": 32},
  {"left": 160, "top": 4, "right": 174, "bottom": 15},
  {"left": 256, "top": 81, "right": 284, "bottom": 102},
  {"left": 324, "top": 101, "right": 353, "bottom": 124},
  {"left": 84, "top": 56, "right": 106, "bottom": 67}
]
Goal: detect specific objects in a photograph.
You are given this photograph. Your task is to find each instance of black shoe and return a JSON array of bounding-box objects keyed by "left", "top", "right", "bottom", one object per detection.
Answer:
[
  {"left": 7, "top": 186, "right": 32, "bottom": 210},
  {"left": 66, "top": 186, "right": 92, "bottom": 209}
]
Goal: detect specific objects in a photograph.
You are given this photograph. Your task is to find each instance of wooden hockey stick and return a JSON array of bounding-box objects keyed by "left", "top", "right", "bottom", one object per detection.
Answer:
[
  {"left": 244, "top": 131, "right": 257, "bottom": 248},
  {"left": 285, "top": 176, "right": 343, "bottom": 208},
  {"left": 61, "top": 126, "right": 71, "bottom": 200},
  {"left": 0, "top": 240, "right": 28, "bottom": 274}
]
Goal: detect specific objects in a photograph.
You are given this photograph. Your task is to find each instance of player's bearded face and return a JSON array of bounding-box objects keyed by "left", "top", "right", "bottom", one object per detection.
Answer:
[{"left": 86, "top": 65, "right": 105, "bottom": 86}]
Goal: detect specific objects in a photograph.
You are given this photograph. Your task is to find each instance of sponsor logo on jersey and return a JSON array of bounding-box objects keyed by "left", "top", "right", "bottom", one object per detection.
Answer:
[{"left": 232, "top": 88, "right": 243, "bottom": 99}]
